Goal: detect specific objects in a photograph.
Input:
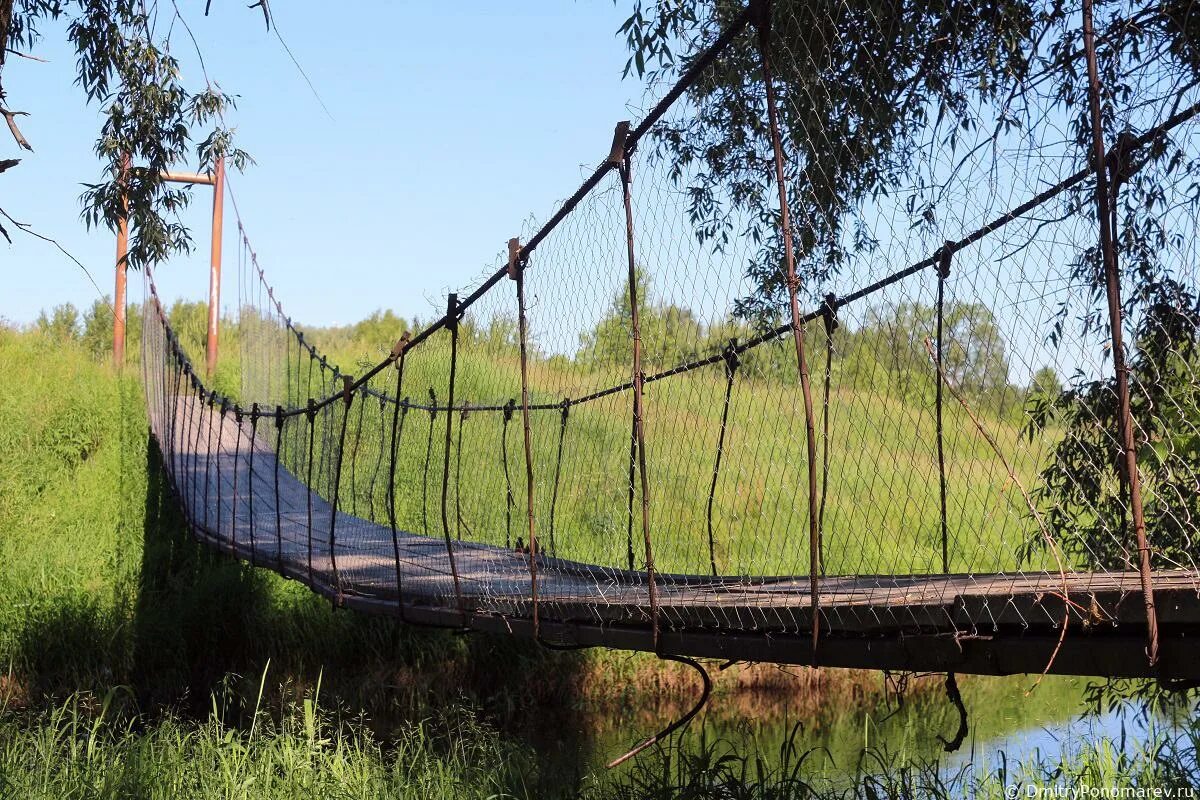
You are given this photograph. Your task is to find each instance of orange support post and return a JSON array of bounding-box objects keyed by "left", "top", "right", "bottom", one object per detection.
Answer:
[
  {"left": 112, "top": 153, "right": 131, "bottom": 367},
  {"left": 206, "top": 155, "right": 225, "bottom": 379},
  {"left": 112, "top": 157, "right": 224, "bottom": 373}
]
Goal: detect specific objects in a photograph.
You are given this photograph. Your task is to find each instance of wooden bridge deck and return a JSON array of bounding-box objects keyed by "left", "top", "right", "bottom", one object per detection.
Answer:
[{"left": 155, "top": 395, "right": 1200, "bottom": 680}]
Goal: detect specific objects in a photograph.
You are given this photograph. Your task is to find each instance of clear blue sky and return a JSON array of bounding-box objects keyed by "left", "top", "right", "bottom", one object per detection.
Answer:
[{"left": 2, "top": 2, "right": 643, "bottom": 327}]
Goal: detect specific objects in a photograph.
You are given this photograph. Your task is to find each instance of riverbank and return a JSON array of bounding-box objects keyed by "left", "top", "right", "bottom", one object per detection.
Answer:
[{"left": 3, "top": 323, "right": 1197, "bottom": 798}]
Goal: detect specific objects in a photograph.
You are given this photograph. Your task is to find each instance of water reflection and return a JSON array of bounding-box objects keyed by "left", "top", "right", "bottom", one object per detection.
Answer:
[{"left": 521, "top": 671, "right": 1186, "bottom": 796}]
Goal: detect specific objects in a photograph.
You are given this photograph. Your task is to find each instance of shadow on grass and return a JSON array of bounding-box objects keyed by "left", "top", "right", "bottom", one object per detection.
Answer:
[{"left": 127, "top": 434, "right": 595, "bottom": 792}]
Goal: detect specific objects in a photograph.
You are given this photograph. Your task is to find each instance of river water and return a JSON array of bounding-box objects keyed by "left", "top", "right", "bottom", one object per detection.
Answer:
[{"left": 516, "top": 672, "right": 1192, "bottom": 797}]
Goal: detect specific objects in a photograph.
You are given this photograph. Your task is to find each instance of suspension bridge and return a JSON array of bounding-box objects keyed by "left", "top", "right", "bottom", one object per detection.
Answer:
[{"left": 136, "top": 1, "right": 1200, "bottom": 682}]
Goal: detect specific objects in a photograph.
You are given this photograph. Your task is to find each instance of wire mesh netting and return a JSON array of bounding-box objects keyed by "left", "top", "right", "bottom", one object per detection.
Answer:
[{"left": 142, "top": 0, "right": 1200, "bottom": 668}]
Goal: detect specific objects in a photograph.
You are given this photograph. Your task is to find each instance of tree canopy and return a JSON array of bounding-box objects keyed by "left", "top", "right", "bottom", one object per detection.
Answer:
[
  {"left": 0, "top": 0, "right": 255, "bottom": 264},
  {"left": 619, "top": 0, "right": 1200, "bottom": 568}
]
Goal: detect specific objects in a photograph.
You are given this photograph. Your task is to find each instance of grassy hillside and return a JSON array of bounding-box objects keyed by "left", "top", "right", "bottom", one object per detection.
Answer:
[
  {"left": 0, "top": 322, "right": 1191, "bottom": 799},
  {"left": 273, "top": 323, "right": 1056, "bottom": 579}
]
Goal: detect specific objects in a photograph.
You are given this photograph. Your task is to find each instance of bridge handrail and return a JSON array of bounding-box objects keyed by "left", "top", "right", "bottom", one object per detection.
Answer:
[{"left": 158, "top": 97, "right": 1200, "bottom": 423}]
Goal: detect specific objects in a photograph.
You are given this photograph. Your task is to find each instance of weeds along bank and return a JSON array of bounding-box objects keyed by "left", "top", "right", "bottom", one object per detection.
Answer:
[
  {"left": 3, "top": 679, "right": 1200, "bottom": 800},
  {"left": 0, "top": 323, "right": 949, "bottom": 727},
  {"left": 2, "top": 323, "right": 1198, "bottom": 797},
  {"left": 0, "top": 313, "right": 1039, "bottom": 713},
  {"left": 0, "top": 323, "right": 920, "bottom": 798}
]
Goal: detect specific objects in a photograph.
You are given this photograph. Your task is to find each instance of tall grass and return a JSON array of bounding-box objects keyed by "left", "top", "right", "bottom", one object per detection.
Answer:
[
  {"left": 590, "top": 714, "right": 1200, "bottom": 799},
  {"left": 0, "top": 324, "right": 580, "bottom": 717},
  {"left": 255, "top": 326, "right": 1058, "bottom": 579},
  {"left": 2, "top": 320, "right": 1194, "bottom": 800},
  {"left": 0, "top": 683, "right": 538, "bottom": 799}
]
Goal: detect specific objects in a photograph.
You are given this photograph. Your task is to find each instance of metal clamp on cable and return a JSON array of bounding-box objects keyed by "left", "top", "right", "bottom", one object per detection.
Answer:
[
  {"left": 937, "top": 241, "right": 954, "bottom": 280},
  {"left": 821, "top": 294, "right": 840, "bottom": 335},
  {"left": 503, "top": 397, "right": 516, "bottom": 423},
  {"left": 607, "top": 120, "right": 631, "bottom": 168},
  {"left": 391, "top": 330, "right": 410, "bottom": 364},
  {"left": 721, "top": 338, "right": 741, "bottom": 379},
  {"left": 506, "top": 238, "right": 524, "bottom": 280},
  {"left": 341, "top": 375, "right": 354, "bottom": 407},
  {"left": 274, "top": 405, "right": 285, "bottom": 430}
]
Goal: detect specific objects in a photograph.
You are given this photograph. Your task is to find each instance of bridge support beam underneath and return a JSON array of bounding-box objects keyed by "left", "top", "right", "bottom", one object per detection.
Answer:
[{"left": 322, "top": 586, "right": 1196, "bottom": 681}]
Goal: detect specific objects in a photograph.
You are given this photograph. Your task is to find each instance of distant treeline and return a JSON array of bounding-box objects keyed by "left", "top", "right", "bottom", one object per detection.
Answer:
[{"left": 21, "top": 281, "right": 1060, "bottom": 418}]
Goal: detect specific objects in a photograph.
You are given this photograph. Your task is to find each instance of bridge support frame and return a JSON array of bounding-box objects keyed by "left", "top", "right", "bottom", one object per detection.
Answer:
[{"left": 112, "top": 156, "right": 225, "bottom": 378}]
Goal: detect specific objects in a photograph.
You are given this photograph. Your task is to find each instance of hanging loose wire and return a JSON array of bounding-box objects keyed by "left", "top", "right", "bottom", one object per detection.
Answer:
[
  {"left": 501, "top": 398, "right": 516, "bottom": 550},
  {"left": 706, "top": 340, "right": 740, "bottom": 577},
  {"left": 231, "top": 404, "right": 243, "bottom": 553},
  {"left": 248, "top": 404, "right": 259, "bottom": 566},
  {"left": 347, "top": 382, "right": 366, "bottom": 517},
  {"left": 422, "top": 388, "right": 437, "bottom": 538},
  {"left": 455, "top": 404, "right": 472, "bottom": 541},
  {"left": 935, "top": 247, "right": 952, "bottom": 574},
  {"left": 510, "top": 239, "right": 542, "bottom": 639},
  {"left": 202, "top": 391, "right": 214, "bottom": 532},
  {"left": 624, "top": 413, "right": 637, "bottom": 573},
  {"left": 617, "top": 136, "right": 660, "bottom": 651},
  {"left": 438, "top": 293, "right": 468, "bottom": 625},
  {"left": 819, "top": 296, "right": 838, "bottom": 576},
  {"left": 606, "top": 655, "right": 712, "bottom": 769},
  {"left": 366, "top": 393, "right": 388, "bottom": 522},
  {"left": 273, "top": 405, "right": 284, "bottom": 567},
  {"left": 305, "top": 398, "right": 317, "bottom": 586},
  {"left": 548, "top": 398, "right": 571, "bottom": 558},
  {"left": 756, "top": 0, "right": 822, "bottom": 656},
  {"left": 216, "top": 398, "right": 229, "bottom": 544},
  {"left": 327, "top": 375, "right": 355, "bottom": 604},
  {"left": 387, "top": 333, "right": 411, "bottom": 617}
]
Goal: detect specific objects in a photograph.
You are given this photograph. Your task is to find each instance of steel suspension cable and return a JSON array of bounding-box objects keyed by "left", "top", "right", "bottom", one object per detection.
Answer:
[
  {"left": 501, "top": 399, "right": 516, "bottom": 550},
  {"left": 305, "top": 398, "right": 317, "bottom": 586},
  {"left": 273, "top": 405, "right": 284, "bottom": 567},
  {"left": 248, "top": 404, "right": 259, "bottom": 566},
  {"left": 510, "top": 239, "right": 542, "bottom": 639},
  {"left": 935, "top": 247, "right": 952, "bottom": 574},
  {"left": 617, "top": 143, "right": 660, "bottom": 651},
  {"left": 707, "top": 341, "right": 740, "bottom": 577},
  {"left": 438, "top": 294, "right": 468, "bottom": 625},
  {"left": 819, "top": 297, "right": 837, "bottom": 577},
  {"left": 386, "top": 334, "right": 411, "bottom": 618},
  {"left": 548, "top": 398, "right": 571, "bottom": 558},
  {"left": 327, "top": 376, "right": 355, "bottom": 604},
  {"left": 757, "top": 0, "right": 821, "bottom": 655}
]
